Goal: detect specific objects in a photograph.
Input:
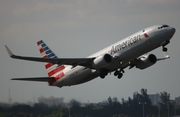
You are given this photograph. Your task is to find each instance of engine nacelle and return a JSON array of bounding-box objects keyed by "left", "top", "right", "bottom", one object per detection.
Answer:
[
  {"left": 136, "top": 54, "right": 157, "bottom": 69},
  {"left": 92, "top": 54, "right": 112, "bottom": 69}
]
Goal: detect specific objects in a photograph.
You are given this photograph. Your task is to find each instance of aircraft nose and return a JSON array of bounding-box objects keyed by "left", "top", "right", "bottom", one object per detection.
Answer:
[
  {"left": 170, "top": 27, "right": 176, "bottom": 36},
  {"left": 172, "top": 27, "right": 176, "bottom": 34},
  {"left": 167, "top": 27, "right": 176, "bottom": 39}
]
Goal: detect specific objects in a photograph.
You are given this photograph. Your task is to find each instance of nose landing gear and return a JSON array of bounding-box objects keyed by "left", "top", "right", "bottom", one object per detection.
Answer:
[
  {"left": 157, "top": 40, "right": 170, "bottom": 60},
  {"left": 162, "top": 46, "right": 168, "bottom": 52},
  {"left": 157, "top": 46, "right": 170, "bottom": 61},
  {"left": 161, "top": 40, "right": 170, "bottom": 52}
]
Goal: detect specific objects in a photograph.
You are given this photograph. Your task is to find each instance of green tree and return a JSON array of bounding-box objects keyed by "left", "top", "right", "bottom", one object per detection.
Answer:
[
  {"left": 160, "top": 91, "right": 170, "bottom": 104},
  {"left": 159, "top": 91, "right": 172, "bottom": 116}
]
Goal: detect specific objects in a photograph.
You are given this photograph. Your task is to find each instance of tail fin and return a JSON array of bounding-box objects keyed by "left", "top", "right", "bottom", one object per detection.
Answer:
[{"left": 37, "top": 40, "right": 65, "bottom": 85}]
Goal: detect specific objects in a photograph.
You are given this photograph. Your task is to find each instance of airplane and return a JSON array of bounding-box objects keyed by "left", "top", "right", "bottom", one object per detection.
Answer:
[{"left": 5, "top": 24, "right": 176, "bottom": 88}]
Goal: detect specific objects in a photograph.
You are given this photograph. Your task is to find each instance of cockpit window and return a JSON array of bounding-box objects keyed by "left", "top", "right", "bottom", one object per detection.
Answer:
[
  {"left": 162, "top": 25, "right": 169, "bottom": 28},
  {"left": 158, "top": 25, "right": 169, "bottom": 29}
]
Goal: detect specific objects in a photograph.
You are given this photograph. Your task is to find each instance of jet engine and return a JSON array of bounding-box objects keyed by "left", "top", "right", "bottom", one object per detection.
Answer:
[
  {"left": 92, "top": 54, "right": 112, "bottom": 69},
  {"left": 136, "top": 54, "right": 157, "bottom": 69}
]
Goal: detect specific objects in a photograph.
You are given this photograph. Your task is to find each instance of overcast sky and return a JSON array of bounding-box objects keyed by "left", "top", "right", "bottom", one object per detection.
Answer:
[{"left": 1, "top": 0, "right": 180, "bottom": 103}]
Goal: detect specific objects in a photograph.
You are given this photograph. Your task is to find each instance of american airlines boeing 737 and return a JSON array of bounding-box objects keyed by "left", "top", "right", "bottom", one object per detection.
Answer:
[{"left": 5, "top": 24, "right": 175, "bottom": 88}]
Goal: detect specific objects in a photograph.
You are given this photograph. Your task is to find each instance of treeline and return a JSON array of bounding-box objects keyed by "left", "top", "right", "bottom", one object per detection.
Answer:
[{"left": 0, "top": 89, "right": 180, "bottom": 117}]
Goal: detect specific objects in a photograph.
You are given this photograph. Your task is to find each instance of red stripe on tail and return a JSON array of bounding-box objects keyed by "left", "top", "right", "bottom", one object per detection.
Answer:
[
  {"left": 48, "top": 65, "right": 65, "bottom": 77},
  {"left": 45, "top": 63, "right": 53, "bottom": 69},
  {"left": 43, "top": 55, "right": 48, "bottom": 58},
  {"left": 37, "top": 42, "right": 40, "bottom": 46},
  {"left": 39, "top": 48, "right": 44, "bottom": 53},
  {"left": 54, "top": 72, "right": 65, "bottom": 80},
  {"left": 48, "top": 72, "right": 65, "bottom": 85}
]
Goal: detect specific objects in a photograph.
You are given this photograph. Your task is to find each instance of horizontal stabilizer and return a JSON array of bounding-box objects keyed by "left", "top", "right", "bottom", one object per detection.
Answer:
[{"left": 11, "top": 77, "right": 54, "bottom": 82}]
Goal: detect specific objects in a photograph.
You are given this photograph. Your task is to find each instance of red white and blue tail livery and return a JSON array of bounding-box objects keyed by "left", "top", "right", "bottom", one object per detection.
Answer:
[
  {"left": 37, "top": 40, "right": 66, "bottom": 85},
  {"left": 5, "top": 25, "right": 176, "bottom": 88}
]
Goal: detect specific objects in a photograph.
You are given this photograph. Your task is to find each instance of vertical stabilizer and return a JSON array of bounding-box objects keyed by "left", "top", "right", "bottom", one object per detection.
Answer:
[{"left": 37, "top": 40, "right": 65, "bottom": 85}]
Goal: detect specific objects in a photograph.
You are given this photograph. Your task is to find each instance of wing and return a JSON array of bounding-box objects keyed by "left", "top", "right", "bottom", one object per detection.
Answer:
[
  {"left": 11, "top": 77, "right": 54, "bottom": 82},
  {"left": 5, "top": 45, "right": 95, "bottom": 68}
]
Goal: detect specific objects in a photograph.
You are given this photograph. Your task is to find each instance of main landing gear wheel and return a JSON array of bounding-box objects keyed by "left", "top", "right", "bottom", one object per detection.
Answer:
[
  {"left": 100, "top": 70, "right": 108, "bottom": 79},
  {"left": 114, "top": 70, "right": 119, "bottom": 76},
  {"left": 100, "top": 74, "right": 105, "bottom": 79},
  {"left": 114, "top": 69, "right": 124, "bottom": 79},
  {"left": 118, "top": 73, "right": 123, "bottom": 79}
]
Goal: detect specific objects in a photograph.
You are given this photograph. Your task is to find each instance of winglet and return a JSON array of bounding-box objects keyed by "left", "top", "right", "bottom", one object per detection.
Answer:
[{"left": 5, "top": 45, "right": 14, "bottom": 57}]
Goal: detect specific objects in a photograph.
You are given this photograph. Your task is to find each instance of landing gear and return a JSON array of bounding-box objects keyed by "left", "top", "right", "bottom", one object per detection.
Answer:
[
  {"left": 161, "top": 40, "right": 169, "bottom": 52},
  {"left": 100, "top": 69, "right": 125, "bottom": 79},
  {"left": 117, "top": 73, "right": 123, "bottom": 79},
  {"left": 100, "top": 70, "right": 108, "bottom": 79},
  {"left": 157, "top": 46, "right": 170, "bottom": 61},
  {"left": 114, "top": 69, "right": 124, "bottom": 79},
  {"left": 100, "top": 73, "right": 105, "bottom": 79},
  {"left": 114, "top": 70, "right": 119, "bottom": 76},
  {"left": 162, "top": 47, "right": 168, "bottom": 52}
]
